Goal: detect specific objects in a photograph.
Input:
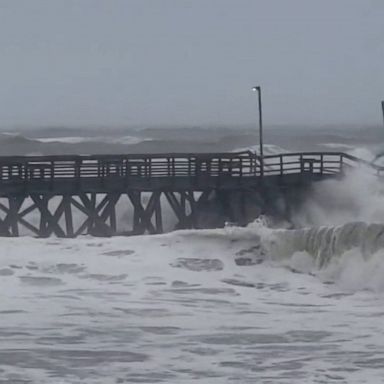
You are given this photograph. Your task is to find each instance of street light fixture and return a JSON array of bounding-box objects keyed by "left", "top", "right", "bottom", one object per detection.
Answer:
[
  {"left": 252, "top": 86, "right": 264, "bottom": 175},
  {"left": 381, "top": 100, "right": 384, "bottom": 127}
]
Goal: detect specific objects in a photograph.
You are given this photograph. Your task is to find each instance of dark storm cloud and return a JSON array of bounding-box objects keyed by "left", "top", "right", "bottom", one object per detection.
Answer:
[{"left": 0, "top": 0, "right": 383, "bottom": 127}]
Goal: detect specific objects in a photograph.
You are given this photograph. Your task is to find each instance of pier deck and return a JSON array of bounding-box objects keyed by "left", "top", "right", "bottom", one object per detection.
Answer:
[{"left": 0, "top": 151, "right": 379, "bottom": 237}]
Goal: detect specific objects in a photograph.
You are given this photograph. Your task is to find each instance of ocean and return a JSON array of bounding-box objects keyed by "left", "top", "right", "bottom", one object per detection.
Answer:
[{"left": 1, "top": 124, "right": 384, "bottom": 383}]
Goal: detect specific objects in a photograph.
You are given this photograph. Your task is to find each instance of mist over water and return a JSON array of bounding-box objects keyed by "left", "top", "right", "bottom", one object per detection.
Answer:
[{"left": 2, "top": 126, "right": 384, "bottom": 383}]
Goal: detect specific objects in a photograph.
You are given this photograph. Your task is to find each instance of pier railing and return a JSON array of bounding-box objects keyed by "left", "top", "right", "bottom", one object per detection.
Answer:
[
  {"left": 0, "top": 151, "right": 382, "bottom": 237},
  {"left": 0, "top": 151, "right": 381, "bottom": 184},
  {"left": 263, "top": 152, "right": 383, "bottom": 176},
  {"left": 0, "top": 152, "right": 256, "bottom": 182}
]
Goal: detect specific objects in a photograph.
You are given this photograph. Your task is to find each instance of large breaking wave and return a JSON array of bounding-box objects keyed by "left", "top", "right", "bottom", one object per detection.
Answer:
[
  {"left": 252, "top": 163, "right": 384, "bottom": 290},
  {"left": 175, "top": 163, "right": 384, "bottom": 292}
]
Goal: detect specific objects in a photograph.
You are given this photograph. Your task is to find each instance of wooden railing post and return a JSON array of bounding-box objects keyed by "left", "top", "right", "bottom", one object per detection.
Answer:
[
  {"left": 75, "top": 159, "right": 81, "bottom": 182},
  {"left": 339, "top": 154, "right": 343, "bottom": 174},
  {"left": 172, "top": 157, "right": 175, "bottom": 177},
  {"left": 280, "top": 154, "right": 283, "bottom": 176}
]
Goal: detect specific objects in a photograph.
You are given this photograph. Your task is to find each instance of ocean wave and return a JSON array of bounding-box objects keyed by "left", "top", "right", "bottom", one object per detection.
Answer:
[
  {"left": 173, "top": 218, "right": 384, "bottom": 292},
  {"left": 233, "top": 143, "right": 288, "bottom": 155},
  {"left": 0, "top": 132, "right": 37, "bottom": 145},
  {"left": 322, "top": 143, "right": 355, "bottom": 150},
  {"left": 35, "top": 135, "right": 150, "bottom": 145}
]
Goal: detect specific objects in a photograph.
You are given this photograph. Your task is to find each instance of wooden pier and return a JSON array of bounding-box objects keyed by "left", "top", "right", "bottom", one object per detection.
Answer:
[{"left": 0, "top": 151, "right": 379, "bottom": 237}]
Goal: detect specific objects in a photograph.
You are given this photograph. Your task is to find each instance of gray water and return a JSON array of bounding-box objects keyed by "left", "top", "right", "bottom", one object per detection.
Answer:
[
  {"left": 1, "top": 125, "right": 384, "bottom": 383},
  {"left": 0, "top": 124, "right": 382, "bottom": 155}
]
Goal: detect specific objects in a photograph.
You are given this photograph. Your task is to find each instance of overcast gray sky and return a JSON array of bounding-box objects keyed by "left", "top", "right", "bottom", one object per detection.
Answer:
[{"left": 0, "top": 0, "right": 383, "bottom": 128}]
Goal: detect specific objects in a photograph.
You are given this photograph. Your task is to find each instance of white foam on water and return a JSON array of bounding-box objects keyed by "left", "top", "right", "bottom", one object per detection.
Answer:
[
  {"left": 1, "top": 220, "right": 384, "bottom": 383},
  {"left": 2, "top": 146, "right": 384, "bottom": 383}
]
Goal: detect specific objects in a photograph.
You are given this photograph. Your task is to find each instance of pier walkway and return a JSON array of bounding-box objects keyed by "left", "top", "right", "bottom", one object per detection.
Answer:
[{"left": 0, "top": 151, "right": 380, "bottom": 237}]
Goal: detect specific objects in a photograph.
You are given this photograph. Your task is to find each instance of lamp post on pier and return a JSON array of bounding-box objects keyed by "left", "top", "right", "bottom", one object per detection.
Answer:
[
  {"left": 381, "top": 100, "right": 384, "bottom": 127},
  {"left": 252, "top": 86, "right": 264, "bottom": 175}
]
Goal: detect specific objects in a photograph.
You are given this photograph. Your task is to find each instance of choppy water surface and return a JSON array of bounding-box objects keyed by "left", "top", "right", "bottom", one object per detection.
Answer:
[
  {"left": 1, "top": 126, "right": 384, "bottom": 383},
  {"left": 1, "top": 223, "right": 384, "bottom": 384}
]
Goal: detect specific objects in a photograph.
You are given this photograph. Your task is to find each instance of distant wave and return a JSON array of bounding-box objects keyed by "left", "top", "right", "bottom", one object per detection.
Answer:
[
  {"left": 233, "top": 143, "right": 287, "bottom": 155},
  {"left": 0, "top": 132, "right": 37, "bottom": 144},
  {"left": 36, "top": 135, "right": 151, "bottom": 145},
  {"left": 322, "top": 143, "right": 355, "bottom": 150}
]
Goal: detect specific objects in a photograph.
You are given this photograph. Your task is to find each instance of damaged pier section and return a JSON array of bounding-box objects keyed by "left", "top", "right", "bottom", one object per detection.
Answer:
[{"left": 0, "top": 151, "right": 368, "bottom": 237}]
